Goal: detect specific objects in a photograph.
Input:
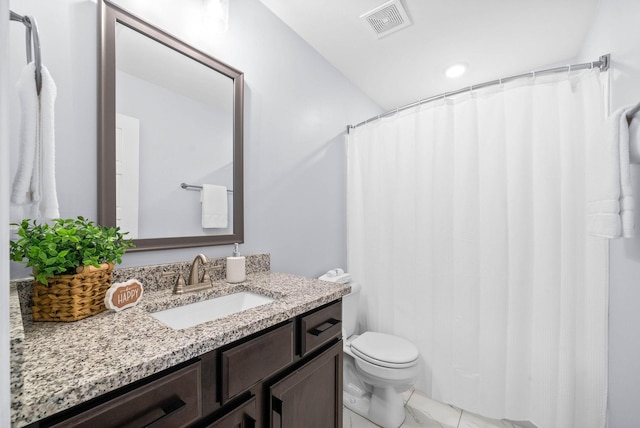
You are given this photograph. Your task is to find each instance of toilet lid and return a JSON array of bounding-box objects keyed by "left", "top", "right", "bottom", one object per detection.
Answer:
[{"left": 350, "top": 332, "right": 419, "bottom": 368}]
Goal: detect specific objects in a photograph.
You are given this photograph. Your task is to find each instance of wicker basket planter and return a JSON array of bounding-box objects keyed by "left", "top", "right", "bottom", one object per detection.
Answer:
[
  {"left": 32, "top": 263, "right": 114, "bottom": 322},
  {"left": 10, "top": 217, "right": 134, "bottom": 322}
]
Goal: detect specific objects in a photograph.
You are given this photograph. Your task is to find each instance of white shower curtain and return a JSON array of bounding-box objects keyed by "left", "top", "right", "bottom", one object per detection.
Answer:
[{"left": 347, "top": 69, "right": 608, "bottom": 428}]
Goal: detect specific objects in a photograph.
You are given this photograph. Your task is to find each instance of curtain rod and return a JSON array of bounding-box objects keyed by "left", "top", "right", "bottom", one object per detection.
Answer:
[{"left": 347, "top": 54, "right": 610, "bottom": 132}]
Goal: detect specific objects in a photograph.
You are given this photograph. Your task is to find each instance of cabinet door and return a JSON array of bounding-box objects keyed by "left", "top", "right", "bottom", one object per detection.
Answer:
[
  {"left": 202, "top": 396, "right": 256, "bottom": 428},
  {"left": 269, "top": 340, "right": 343, "bottom": 428}
]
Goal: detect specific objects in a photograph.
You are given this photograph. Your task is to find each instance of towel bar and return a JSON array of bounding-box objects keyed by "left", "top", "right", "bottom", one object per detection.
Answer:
[{"left": 181, "top": 183, "right": 233, "bottom": 193}]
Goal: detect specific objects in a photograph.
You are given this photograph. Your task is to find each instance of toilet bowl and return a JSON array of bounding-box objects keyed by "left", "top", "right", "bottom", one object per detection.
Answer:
[
  {"left": 338, "top": 280, "right": 420, "bottom": 428},
  {"left": 344, "top": 330, "right": 419, "bottom": 427},
  {"left": 350, "top": 332, "right": 419, "bottom": 386}
]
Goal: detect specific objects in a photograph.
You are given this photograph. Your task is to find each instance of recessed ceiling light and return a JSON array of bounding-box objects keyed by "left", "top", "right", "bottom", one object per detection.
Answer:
[{"left": 444, "top": 63, "right": 467, "bottom": 78}]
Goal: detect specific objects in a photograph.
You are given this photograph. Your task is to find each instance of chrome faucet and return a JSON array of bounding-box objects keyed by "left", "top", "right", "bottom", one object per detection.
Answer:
[{"left": 174, "top": 253, "right": 213, "bottom": 294}]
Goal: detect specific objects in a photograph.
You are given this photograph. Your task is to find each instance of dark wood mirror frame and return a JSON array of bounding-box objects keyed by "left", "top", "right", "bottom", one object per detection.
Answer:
[{"left": 99, "top": 0, "right": 244, "bottom": 252}]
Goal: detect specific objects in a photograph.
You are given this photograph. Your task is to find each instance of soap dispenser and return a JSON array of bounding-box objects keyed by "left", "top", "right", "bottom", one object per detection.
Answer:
[{"left": 226, "top": 243, "right": 246, "bottom": 283}]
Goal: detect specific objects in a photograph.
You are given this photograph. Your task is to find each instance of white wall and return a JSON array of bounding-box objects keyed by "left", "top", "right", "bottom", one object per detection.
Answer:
[
  {"left": 577, "top": 1, "right": 640, "bottom": 426},
  {"left": 1, "top": 1, "right": 11, "bottom": 426},
  {"left": 7, "top": 0, "right": 381, "bottom": 279}
]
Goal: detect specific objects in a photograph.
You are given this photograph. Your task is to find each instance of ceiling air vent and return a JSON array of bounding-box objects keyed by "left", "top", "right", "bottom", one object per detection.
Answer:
[{"left": 361, "top": 0, "right": 412, "bottom": 39}]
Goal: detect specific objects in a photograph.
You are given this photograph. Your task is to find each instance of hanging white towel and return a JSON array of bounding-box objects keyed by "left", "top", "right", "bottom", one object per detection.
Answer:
[
  {"left": 11, "top": 63, "right": 38, "bottom": 205},
  {"left": 587, "top": 105, "right": 635, "bottom": 238},
  {"left": 200, "top": 184, "right": 228, "bottom": 228},
  {"left": 11, "top": 62, "right": 59, "bottom": 220}
]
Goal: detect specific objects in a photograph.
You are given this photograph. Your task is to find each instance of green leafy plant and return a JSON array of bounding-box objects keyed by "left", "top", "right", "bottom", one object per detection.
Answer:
[{"left": 9, "top": 216, "right": 135, "bottom": 285}]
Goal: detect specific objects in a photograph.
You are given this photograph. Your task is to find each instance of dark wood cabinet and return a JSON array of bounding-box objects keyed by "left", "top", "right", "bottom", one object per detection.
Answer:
[
  {"left": 200, "top": 300, "right": 343, "bottom": 428},
  {"left": 30, "top": 300, "right": 343, "bottom": 428},
  {"left": 269, "top": 340, "right": 343, "bottom": 428}
]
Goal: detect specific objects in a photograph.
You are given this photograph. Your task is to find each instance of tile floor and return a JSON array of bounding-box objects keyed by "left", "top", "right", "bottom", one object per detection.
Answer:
[{"left": 343, "top": 389, "right": 537, "bottom": 428}]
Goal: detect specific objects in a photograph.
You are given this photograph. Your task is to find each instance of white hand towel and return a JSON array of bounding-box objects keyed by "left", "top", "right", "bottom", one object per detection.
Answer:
[
  {"left": 11, "top": 63, "right": 38, "bottom": 205},
  {"left": 587, "top": 105, "right": 635, "bottom": 238},
  {"left": 11, "top": 62, "right": 59, "bottom": 220},
  {"left": 200, "top": 184, "right": 228, "bottom": 228},
  {"left": 38, "top": 65, "right": 59, "bottom": 220}
]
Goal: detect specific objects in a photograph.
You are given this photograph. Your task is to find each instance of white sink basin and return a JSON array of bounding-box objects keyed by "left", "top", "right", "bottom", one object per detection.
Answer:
[{"left": 150, "top": 291, "right": 275, "bottom": 330}]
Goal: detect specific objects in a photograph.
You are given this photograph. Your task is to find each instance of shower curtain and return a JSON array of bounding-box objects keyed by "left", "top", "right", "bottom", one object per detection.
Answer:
[{"left": 347, "top": 69, "right": 608, "bottom": 428}]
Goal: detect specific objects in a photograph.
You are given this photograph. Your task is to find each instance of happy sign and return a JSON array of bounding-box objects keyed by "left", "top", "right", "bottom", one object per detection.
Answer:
[{"left": 105, "top": 279, "right": 144, "bottom": 312}]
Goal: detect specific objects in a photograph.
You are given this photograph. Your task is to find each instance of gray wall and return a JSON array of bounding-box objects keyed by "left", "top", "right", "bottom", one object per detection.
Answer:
[
  {"left": 7, "top": 0, "right": 381, "bottom": 279},
  {"left": 577, "top": 0, "right": 640, "bottom": 426}
]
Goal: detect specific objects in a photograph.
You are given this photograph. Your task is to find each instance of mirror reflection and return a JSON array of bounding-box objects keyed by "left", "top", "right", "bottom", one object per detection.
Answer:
[
  {"left": 115, "top": 23, "right": 234, "bottom": 239},
  {"left": 99, "top": 0, "right": 244, "bottom": 251}
]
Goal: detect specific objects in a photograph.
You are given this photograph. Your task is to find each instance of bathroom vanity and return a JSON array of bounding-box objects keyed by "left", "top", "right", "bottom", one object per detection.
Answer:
[{"left": 10, "top": 256, "right": 348, "bottom": 428}]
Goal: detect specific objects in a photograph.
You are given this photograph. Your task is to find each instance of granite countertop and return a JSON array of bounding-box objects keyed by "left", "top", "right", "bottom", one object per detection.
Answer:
[{"left": 10, "top": 271, "right": 350, "bottom": 427}]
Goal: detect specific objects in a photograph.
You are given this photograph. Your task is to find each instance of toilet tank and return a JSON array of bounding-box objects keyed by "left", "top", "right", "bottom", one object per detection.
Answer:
[{"left": 342, "top": 282, "right": 361, "bottom": 338}]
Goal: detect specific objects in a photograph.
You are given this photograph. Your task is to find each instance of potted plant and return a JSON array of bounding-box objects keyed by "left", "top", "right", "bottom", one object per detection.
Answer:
[{"left": 10, "top": 216, "right": 135, "bottom": 322}]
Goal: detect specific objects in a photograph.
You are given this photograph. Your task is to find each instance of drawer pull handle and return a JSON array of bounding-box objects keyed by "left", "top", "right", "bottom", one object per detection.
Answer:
[
  {"left": 309, "top": 318, "right": 340, "bottom": 336},
  {"left": 272, "top": 397, "right": 283, "bottom": 428},
  {"left": 144, "top": 397, "right": 187, "bottom": 427}
]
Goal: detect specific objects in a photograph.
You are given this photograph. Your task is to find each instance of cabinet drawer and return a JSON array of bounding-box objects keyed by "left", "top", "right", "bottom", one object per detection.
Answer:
[
  {"left": 299, "top": 300, "right": 342, "bottom": 357},
  {"left": 220, "top": 322, "right": 293, "bottom": 403},
  {"left": 48, "top": 361, "right": 202, "bottom": 428}
]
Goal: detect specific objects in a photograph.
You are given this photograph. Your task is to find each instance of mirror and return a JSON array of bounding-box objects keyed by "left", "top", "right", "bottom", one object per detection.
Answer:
[{"left": 99, "top": 0, "right": 244, "bottom": 251}]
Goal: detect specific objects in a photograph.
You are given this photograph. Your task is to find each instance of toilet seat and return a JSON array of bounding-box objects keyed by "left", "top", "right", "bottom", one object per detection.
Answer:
[{"left": 350, "top": 332, "right": 419, "bottom": 369}]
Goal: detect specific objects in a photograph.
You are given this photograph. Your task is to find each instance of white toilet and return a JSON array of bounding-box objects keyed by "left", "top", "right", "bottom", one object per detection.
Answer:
[{"left": 342, "top": 282, "right": 420, "bottom": 428}]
